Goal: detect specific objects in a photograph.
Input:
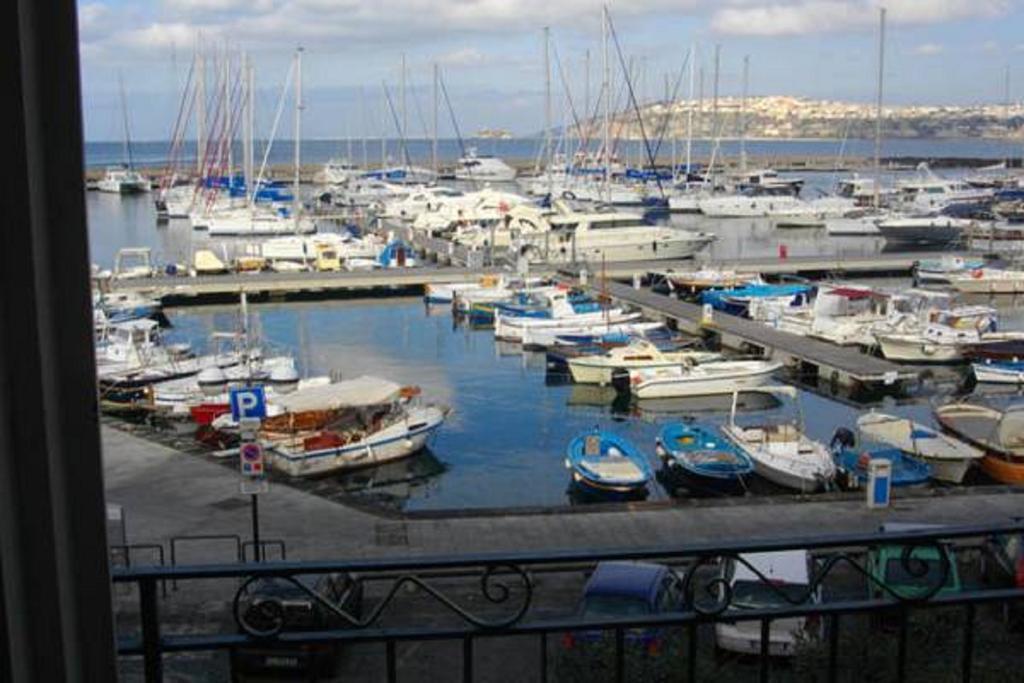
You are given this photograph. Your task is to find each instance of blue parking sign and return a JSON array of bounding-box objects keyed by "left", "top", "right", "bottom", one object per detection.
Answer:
[{"left": 230, "top": 386, "right": 267, "bottom": 421}]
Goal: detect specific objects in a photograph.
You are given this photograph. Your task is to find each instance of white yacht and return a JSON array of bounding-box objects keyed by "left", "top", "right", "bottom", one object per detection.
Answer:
[
  {"left": 379, "top": 186, "right": 465, "bottom": 221},
  {"left": 454, "top": 149, "right": 517, "bottom": 182},
  {"left": 97, "top": 165, "right": 149, "bottom": 194},
  {"left": 513, "top": 202, "right": 714, "bottom": 264},
  {"left": 895, "top": 164, "right": 992, "bottom": 213},
  {"left": 875, "top": 215, "right": 974, "bottom": 246},
  {"left": 315, "top": 159, "right": 361, "bottom": 185}
]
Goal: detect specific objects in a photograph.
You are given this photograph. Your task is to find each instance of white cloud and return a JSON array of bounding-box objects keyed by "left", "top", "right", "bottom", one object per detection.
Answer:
[
  {"left": 912, "top": 43, "right": 944, "bottom": 56},
  {"left": 711, "top": 0, "right": 1011, "bottom": 36},
  {"left": 438, "top": 48, "right": 487, "bottom": 67}
]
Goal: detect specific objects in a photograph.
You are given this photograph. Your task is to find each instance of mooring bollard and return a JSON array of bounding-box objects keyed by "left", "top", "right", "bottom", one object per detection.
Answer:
[{"left": 632, "top": 273, "right": 641, "bottom": 289}]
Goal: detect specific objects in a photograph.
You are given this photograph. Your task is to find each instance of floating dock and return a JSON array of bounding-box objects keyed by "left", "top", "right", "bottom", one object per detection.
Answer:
[
  {"left": 108, "top": 251, "right": 971, "bottom": 305},
  {"left": 599, "top": 280, "right": 918, "bottom": 392}
]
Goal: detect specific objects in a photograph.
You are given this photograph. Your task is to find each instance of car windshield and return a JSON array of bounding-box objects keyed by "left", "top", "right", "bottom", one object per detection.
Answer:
[
  {"left": 885, "top": 557, "right": 954, "bottom": 588},
  {"left": 732, "top": 580, "right": 808, "bottom": 609},
  {"left": 582, "top": 596, "right": 651, "bottom": 618}
]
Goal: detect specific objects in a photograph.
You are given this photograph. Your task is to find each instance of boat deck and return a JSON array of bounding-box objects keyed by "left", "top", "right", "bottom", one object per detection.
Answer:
[{"left": 600, "top": 280, "right": 917, "bottom": 391}]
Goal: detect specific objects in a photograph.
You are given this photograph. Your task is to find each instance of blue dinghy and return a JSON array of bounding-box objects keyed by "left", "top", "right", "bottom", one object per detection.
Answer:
[
  {"left": 565, "top": 429, "right": 653, "bottom": 498},
  {"left": 833, "top": 446, "right": 932, "bottom": 488},
  {"left": 656, "top": 423, "right": 754, "bottom": 495}
]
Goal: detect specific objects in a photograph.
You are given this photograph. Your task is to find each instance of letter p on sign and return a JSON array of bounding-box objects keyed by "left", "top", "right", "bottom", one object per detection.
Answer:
[{"left": 230, "top": 386, "right": 267, "bottom": 421}]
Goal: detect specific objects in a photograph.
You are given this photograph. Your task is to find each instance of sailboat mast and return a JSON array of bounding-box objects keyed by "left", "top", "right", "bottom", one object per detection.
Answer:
[
  {"left": 873, "top": 8, "right": 885, "bottom": 209},
  {"left": 224, "top": 48, "right": 232, "bottom": 180},
  {"left": 432, "top": 63, "right": 439, "bottom": 175},
  {"left": 544, "top": 26, "right": 553, "bottom": 196},
  {"left": 711, "top": 44, "right": 720, "bottom": 188},
  {"left": 686, "top": 44, "right": 695, "bottom": 174},
  {"left": 244, "top": 54, "right": 254, "bottom": 205},
  {"left": 602, "top": 5, "right": 610, "bottom": 201},
  {"left": 197, "top": 50, "right": 206, "bottom": 175},
  {"left": 400, "top": 54, "right": 407, "bottom": 169},
  {"left": 740, "top": 54, "right": 749, "bottom": 173},
  {"left": 294, "top": 47, "right": 303, "bottom": 226},
  {"left": 360, "top": 85, "right": 368, "bottom": 169},
  {"left": 118, "top": 71, "right": 134, "bottom": 169}
]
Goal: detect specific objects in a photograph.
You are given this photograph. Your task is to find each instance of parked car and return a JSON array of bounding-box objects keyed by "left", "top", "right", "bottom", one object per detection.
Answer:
[
  {"left": 714, "top": 550, "right": 821, "bottom": 657},
  {"left": 982, "top": 533, "right": 1024, "bottom": 627},
  {"left": 867, "top": 525, "right": 962, "bottom": 601},
  {"left": 562, "top": 561, "right": 685, "bottom": 655},
  {"left": 230, "top": 572, "right": 362, "bottom": 681}
]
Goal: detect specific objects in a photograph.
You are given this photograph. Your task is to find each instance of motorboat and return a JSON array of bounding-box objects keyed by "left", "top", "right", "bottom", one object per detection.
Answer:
[
  {"left": 567, "top": 339, "right": 722, "bottom": 385},
  {"left": 260, "top": 376, "right": 446, "bottom": 477},
  {"left": 616, "top": 359, "right": 782, "bottom": 399},
  {"left": 97, "top": 165, "right": 148, "bottom": 194},
  {"left": 329, "top": 179, "right": 411, "bottom": 207},
  {"left": 873, "top": 306, "right": 1000, "bottom": 363},
  {"left": 949, "top": 268, "right": 1024, "bottom": 295},
  {"left": 894, "top": 165, "right": 993, "bottom": 214},
  {"left": 454, "top": 149, "right": 517, "bottom": 182},
  {"left": 96, "top": 323, "right": 246, "bottom": 391},
  {"left": 934, "top": 401, "right": 1024, "bottom": 485},
  {"left": 778, "top": 285, "right": 890, "bottom": 347},
  {"left": 315, "top": 159, "right": 361, "bottom": 185},
  {"left": 972, "top": 360, "right": 1024, "bottom": 384},
  {"left": 655, "top": 422, "right": 753, "bottom": 495},
  {"left": 965, "top": 338, "right": 1024, "bottom": 362},
  {"left": 513, "top": 202, "right": 714, "bottom": 265},
  {"left": 720, "top": 386, "right": 836, "bottom": 492},
  {"left": 192, "top": 249, "right": 229, "bottom": 275},
  {"left": 521, "top": 320, "right": 666, "bottom": 350},
  {"left": 379, "top": 186, "right": 467, "bottom": 221},
  {"left": 564, "top": 429, "right": 652, "bottom": 497},
  {"left": 702, "top": 284, "right": 813, "bottom": 319},
  {"left": 914, "top": 255, "right": 986, "bottom": 285},
  {"left": 424, "top": 275, "right": 506, "bottom": 305},
  {"left": 875, "top": 215, "right": 974, "bottom": 246},
  {"left": 856, "top": 412, "right": 982, "bottom": 484},
  {"left": 493, "top": 290, "right": 640, "bottom": 342}
]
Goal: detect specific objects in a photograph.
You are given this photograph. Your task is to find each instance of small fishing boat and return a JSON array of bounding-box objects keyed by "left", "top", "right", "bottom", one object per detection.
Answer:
[
  {"left": 964, "top": 339, "right": 1024, "bottom": 362},
  {"left": 973, "top": 360, "right": 1024, "bottom": 384},
  {"left": 950, "top": 268, "right": 1024, "bottom": 295},
  {"left": 617, "top": 360, "right": 782, "bottom": 399},
  {"left": 655, "top": 422, "right": 754, "bottom": 495},
  {"left": 873, "top": 306, "right": 999, "bottom": 363},
  {"left": 657, "top": 268, "right": 762, "bottom": 296},
  {"left": 568, "top": 339, "right": 721, "bottom": 385},
  {"left": 856, "top": 412, "right": 983, "bottom": 484},
  {"left": 564, "top": 429, "right": 652, "bottom": 497},
  {"left": 259, "top": 376, "right": 447, "bottom": 478},
  {"left": 832, "top": 445, "right": 932, "bottom": 488},
  {"left": 935, "top": 402, "right": 1024, "bottom": 485},
  {"left": 522, "top": 321, "right": 667, "bottom": 350},
  {"left": 720, "top": 386, "right": 836, "bottom": 492},
  {"left": 701, "top": 284, "right": 813, "bottom": 318}
]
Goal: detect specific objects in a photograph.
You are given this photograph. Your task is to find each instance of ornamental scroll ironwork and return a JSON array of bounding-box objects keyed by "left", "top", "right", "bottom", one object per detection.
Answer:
[
  {"left": 682, "top": 540, "right": 954, "bottom": 617},
  {"left": 233, "top": 563, "right": 534, "bottom": 638}
]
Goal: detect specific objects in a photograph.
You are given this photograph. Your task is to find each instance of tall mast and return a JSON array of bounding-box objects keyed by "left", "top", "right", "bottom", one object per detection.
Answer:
[
  {"left": 873, "top": 8, "right": 885, "bottom": 209},
  {"left": 685, "top": 44, "right": 695, "bottom": 174},
  {"left": 1005, "top": 64, "right": 1012, "bottom": 166},
  {"left": 360, "top": 85, "right": 368, "bottom": 168},
  {"left": 740, "top": 54, "right": 749, "bottom": 173},
  {"left": 543, "top": 26, "right": 552, "bottom": 195},
  {"left": 244, "top": 54, "right": 254, "bottom": 205},
  {"left": 380, "top": 88, "right": 387, "bottom": 168},
  {"left": 584, "top": 49, "right": 590, "bottom": 160},
  {"left": 602, "top": 5, "right": 610, "bottom": 201},
  {"left": 197, "top": 49, "right": 206, "bottom": 175},
  {"left": 669, "top": 72, "right": 676, "bottom": 180},
  {"left": 224, "top": 47, "right": 232, "bottom": 180},
  {"left": 432, "top": 62, "right": 439, "bottom": 175},
  {"left": 400, "top": 54, "right": 407, "bottom": 168},
  {"left": 711, "top": 43, "right": 720, "bottom": 187},
  {"left": 294, "top": 47, "right": 303, "bottom": 226},
  {"left": 117, "top": 71, "right": 134, "bottom": 169}
]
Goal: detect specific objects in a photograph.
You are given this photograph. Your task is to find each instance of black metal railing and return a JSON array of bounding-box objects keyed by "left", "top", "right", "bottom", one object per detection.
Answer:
[{"left": 113, "top": 521, "right": 1024, "bottom": 683}]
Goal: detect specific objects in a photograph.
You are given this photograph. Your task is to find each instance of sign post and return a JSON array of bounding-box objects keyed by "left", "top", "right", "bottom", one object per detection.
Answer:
[{"left": 231, "top": 387, "right": 268, "bottom": 561}]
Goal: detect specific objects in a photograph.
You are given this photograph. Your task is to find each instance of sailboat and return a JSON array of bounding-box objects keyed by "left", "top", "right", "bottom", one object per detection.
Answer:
[{"left": 98, "top": 73, "right": 148, "bottom": 194}]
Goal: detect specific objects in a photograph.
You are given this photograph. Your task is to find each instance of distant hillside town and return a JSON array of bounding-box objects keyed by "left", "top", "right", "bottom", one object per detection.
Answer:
[{"left": 566, "top": 96, "right": 1024, "bottom": 140}]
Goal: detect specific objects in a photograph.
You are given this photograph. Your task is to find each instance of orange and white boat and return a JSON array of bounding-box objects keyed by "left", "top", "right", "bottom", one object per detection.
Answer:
[{"left": 934, "top": 401, "right": 1024, "bottom": 484}]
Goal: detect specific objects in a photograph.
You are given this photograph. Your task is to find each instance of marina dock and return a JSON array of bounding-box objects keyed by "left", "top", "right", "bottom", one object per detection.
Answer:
[
  {"left": 108, "top": 251, "right": 968, "bottom": 304},
  {"left": 599, "top": 279, "right": 917, "bottom": 391}
]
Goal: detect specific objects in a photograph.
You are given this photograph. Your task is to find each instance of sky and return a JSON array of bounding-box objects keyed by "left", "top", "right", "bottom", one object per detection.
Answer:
[{"left": 78, "top": 0, "right": 1024, "bottom": 141}]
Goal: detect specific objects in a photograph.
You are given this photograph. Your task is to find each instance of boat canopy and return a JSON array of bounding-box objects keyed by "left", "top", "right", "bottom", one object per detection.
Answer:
[{"left": 274, "top": 376, "right": 403, "bottom": 412}]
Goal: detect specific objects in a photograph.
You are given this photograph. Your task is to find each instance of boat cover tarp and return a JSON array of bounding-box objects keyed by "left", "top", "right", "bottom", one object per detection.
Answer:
[{"left": 274, "top": 376, "right": 402, "bottom": 412}]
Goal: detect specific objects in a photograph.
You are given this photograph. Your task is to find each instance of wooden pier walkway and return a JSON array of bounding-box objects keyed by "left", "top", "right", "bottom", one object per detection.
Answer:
[{"left": 601, "top": 280, "right": 917, "bottom": 391}]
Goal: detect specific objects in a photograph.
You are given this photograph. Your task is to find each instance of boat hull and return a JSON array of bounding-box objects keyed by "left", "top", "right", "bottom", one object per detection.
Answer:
[
  {"left": 268, "top": 407, "right": 444, "bottom": 478},
  {"left": 875, "top": 335, "right": 963, "bottom": 363},
  {"left": 629, "top": 363, "right": 780, "bottom": 399}
]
